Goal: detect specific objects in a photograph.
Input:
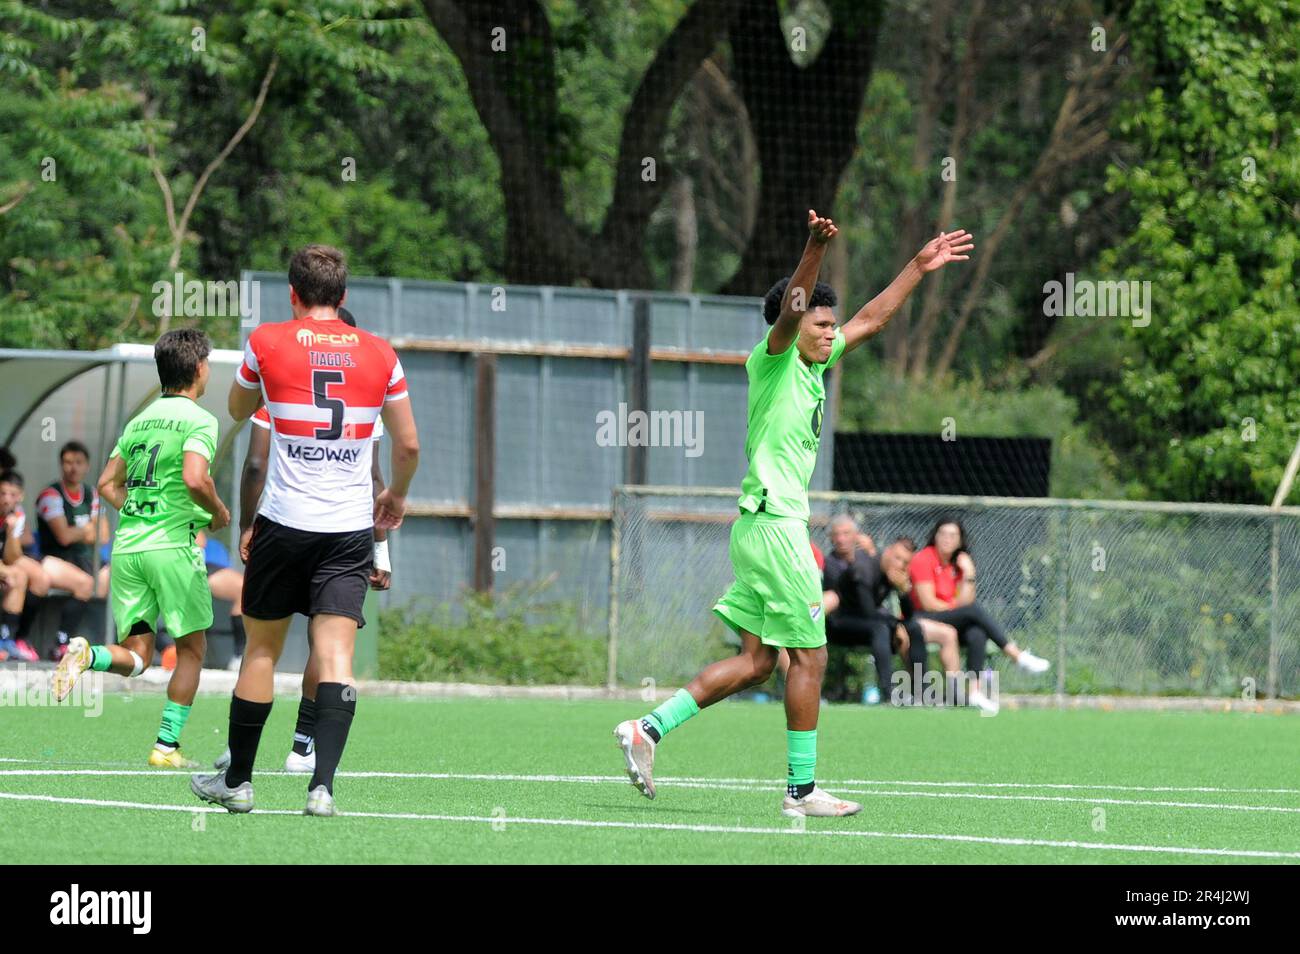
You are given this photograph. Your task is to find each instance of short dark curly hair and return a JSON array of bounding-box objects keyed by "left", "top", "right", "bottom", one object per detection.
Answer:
[{"left": 762, "top": 277, "right": 838, "bottom": 326}]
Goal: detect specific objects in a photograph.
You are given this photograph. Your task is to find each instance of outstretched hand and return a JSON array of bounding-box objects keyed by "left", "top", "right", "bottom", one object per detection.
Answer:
[
  {"left": 915, "top": 229, "right": 974, "bottom": 273},
  {"left": 808, "top": 209, "right": 838, "bottom": 245}
]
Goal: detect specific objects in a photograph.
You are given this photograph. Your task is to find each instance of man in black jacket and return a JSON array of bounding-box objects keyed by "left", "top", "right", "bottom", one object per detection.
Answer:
[{"left": 822, "top": 515, "right": 929, "bottom": 704}]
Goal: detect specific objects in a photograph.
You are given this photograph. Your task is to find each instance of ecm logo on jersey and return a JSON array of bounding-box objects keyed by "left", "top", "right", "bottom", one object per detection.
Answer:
[
  {"left": 49, "top": 884, "right": 152, "bottom": 934},
  {"left": 295, "top": 326, "right": 359, "bottom": 347}
]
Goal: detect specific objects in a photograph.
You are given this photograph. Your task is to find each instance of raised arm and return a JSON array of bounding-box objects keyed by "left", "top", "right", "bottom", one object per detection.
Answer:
[
  {"left": 841, "top": 229, "right": 975, "bottom": 354},
  {"left": 766, "top": 210, "right": 839, "bottom": 357}
]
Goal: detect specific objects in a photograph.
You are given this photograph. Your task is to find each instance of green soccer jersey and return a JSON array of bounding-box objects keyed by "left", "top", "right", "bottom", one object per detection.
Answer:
[
  {"left": 737, "top": 327, "right": 846, "bottom": 521},
  {"left": 110, "top": 394, "right": 219, "bottom": 554}
]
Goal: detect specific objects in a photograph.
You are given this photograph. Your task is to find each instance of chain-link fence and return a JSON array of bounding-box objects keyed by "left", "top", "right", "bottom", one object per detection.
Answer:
[{"left": 609, "top": 486, "right": 1300, "bottom": 699}]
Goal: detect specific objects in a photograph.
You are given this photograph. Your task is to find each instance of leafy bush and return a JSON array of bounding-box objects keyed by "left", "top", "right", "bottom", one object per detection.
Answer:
[{"left": 379, "top": 585, "right": 605, "bottom": 686}]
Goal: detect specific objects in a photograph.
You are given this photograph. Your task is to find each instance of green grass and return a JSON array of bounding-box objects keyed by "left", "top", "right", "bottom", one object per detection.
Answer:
[{"left": 1, "top": 694, "right": 1297, "bottom": 864}]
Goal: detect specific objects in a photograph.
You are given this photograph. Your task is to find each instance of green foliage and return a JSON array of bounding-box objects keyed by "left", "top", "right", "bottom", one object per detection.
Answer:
[
  {"left": 1101, "top": 0, "right": 1300, "bottom": 503},
  {"left": 837, "top": 361, "right": 1128, "bottom": 499},
  {"left": 379, "top": 587, "right": 606, "bottom": 685}
]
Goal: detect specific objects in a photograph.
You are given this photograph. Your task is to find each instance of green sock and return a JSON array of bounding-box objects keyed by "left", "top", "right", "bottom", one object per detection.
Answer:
[
  {"left": 786, "top": 729, "right": 817, "bottom": 796},
  {"left": 643, "top": 689, "right": 700, "bottom": 740},
  {"left": 156, "top": 700, "right": 192, "bottom": 748},
  {"left": 89, "top": 645, "right": 113, "bottom": 672}
]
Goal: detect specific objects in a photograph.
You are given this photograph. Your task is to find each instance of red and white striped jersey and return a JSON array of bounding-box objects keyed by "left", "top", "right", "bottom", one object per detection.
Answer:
[
  {"left": 236, "top": 317, "right": 407, "bottom": 533},
  {"left": 252, "top": 404, "right": 386, "bottom": 441}
]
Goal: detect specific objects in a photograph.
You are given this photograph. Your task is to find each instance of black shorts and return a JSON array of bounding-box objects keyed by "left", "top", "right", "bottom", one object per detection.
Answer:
[{"left": 241, "top": 515, "right": 372, "bottom": 627}]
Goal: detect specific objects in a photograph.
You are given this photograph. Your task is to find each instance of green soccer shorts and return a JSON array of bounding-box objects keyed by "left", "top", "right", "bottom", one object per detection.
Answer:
[
  {"left": 110, "top": 545, "right": 213, "bottom": 639},
  {"left": 713, "top": 512, "right": 826, "bottom": 648}
]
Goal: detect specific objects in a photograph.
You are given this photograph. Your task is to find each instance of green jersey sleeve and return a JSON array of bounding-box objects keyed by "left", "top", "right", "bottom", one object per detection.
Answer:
[
  {"left": 183, "top": 413, "right": 218, "bottom": 461},
  {"left": 822, "top": 328, "right": 847, "bottom": 370}
]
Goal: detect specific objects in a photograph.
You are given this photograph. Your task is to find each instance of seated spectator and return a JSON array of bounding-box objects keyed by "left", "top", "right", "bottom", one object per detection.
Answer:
[
  {"left": 195, "top": 530, "right": 246, "bottom": 670},
  {"left": 908, "top": 516, "right": 1051, "bottom": 711},
  {"left": 1, "top": 469, "right": 40, "bottom": 660},
  {"left": 35, "top": 441, "right": 108, "bottom": 659},
  {"left": 821, "top": 516, "right": 955, "bottom": 705}
]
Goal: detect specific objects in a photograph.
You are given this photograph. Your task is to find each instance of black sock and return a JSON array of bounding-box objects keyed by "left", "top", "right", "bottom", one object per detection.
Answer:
[
  {"left": 224, "top": 695, "right": 272, "bottom": 788},
  {"left": 788, "top": 780, "right": 816, "bottom": 799},
  {"left": 230, "top": 614, "right": 246, "bottom": 656},
  {"left": 0, "top": 611, "right": 19, "bottom": 641},
  {"left": 292, "top": 697, "right": 317, "bottom": 756},
  {"left": 58, "top": 597, "right": 87, "bottom": 638},
  {"left": 308, "top": 683, "right": 356, "bottom": 796}
]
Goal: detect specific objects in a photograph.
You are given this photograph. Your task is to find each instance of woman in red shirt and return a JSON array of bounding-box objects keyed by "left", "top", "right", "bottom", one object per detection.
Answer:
[{"left": 907, "top": 517, "right": 1050, "bottom": 711}]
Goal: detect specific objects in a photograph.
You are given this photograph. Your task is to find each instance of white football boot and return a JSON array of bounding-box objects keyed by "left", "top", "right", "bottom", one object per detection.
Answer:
[
  {"left": 613, "top": 719, "right": 657, "bottom": 800},
  {"left": 51, "top": 636, "right": 92, "bottom": 702},
  {"left": 284, "top": 745, "right": 315, "bottom": 774},
  {"left": 304, "top": 785, "right": 336, "bottom": 817},
  {"left": 782, "top": 786, "right": 862, "bottom": 818},
  {"left": 190, "top": 772, "right": 254, "bottom": 813}
]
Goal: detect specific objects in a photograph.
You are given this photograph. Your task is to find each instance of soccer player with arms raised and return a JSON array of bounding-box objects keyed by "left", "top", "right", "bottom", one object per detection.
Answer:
[
  {"left": 190, "top": 245, "right": 419, "bottom": 816},
  {"left": 615, "top": 211, "right": 974, "bottom": 816}
]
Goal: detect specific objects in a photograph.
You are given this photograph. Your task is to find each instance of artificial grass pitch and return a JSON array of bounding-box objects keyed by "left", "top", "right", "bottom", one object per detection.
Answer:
[{"left": 0, "top": 694, "right": 1295, "bottom": 864}]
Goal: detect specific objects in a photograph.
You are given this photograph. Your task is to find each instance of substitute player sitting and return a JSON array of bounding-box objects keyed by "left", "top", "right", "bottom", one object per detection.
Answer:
[
  {"left": 615, "top": 211, "right": 974, "bottom": 816},
  {"left": 53, "top": 329, "right": 231, "bottom": 768}
]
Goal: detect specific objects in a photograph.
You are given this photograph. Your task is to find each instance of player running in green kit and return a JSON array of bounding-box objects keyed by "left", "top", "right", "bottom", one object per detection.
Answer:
[
  {"left": 614, "top": 211, "right": 974, "bottom": 816},
  {"left": 53, "top": 329, "right": 231, "bottom": 768}
]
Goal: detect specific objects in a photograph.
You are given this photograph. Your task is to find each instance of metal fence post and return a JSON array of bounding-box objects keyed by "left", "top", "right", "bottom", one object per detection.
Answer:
[
  {"left": 606, "top": 487, "right": 623, "bottom": 690},
  {"left": 1055, "top": 504, "right": 1069, "bottom": 702},
  {"left": 1268, "top": 515, "right": 1280, "bottom": 699},
  {"left": 473, "top": 353, "right": 497, "bottom": 592}
]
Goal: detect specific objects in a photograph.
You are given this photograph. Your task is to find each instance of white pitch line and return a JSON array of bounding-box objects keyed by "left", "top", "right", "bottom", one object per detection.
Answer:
[
  {"left": 2, "top": 769, "right": 1297, "bottom": 814},
  {"left": 4, "top": 756, "right": 1298, "bottom": 796},
  {"left": 0, "top": 790, "right": 1295, "bottom": 861}
]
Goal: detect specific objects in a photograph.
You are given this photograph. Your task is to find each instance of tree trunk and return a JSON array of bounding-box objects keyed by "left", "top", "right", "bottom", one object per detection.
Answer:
[{"left": 721, "top": 0, "right": 885, "bottom": 296}]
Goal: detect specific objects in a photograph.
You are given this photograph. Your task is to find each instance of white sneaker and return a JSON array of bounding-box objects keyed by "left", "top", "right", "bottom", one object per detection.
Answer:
[
  {"left": 214, "top": 747, "right": 230, "bottom": 771},
  {"left": 1016, "top": 649, "right": 1051, "bottom": 674},
  {"left": 782, "top": 786, "right": 862, "bottom": 818},
  {"left": 968, "top": 687, "right": 1000, "bottom": 714},
  {"left": 284, "top": 748, "right": 315, "bottom": 774},
  {"left": 304, "top": 784, "right": 336, "bottom": 817},
  {"left": 613, "top": 719, "right": 656, "bottom": 800}
]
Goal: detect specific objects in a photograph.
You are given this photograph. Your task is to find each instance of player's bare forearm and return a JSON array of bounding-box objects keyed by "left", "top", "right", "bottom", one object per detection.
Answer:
[
  {"left": 371, "top": 446, "right": 387, "bottom": 542},
  {"left": 388, "top": 446, "right": 418, "bottom": 499},
  {"left": 768, "top": 211, "right": 838, "bottom": 356},
  {"left": 227, "top": 379, "right": 263, "bottom": 422},
  {"left": 841, "top": 258, "right": 923, "bottom": 352},
  {"left": 96, "top": 457, "right": 127, "bottom": 511},
  {"left": 186, "top": 474, "right": 224, "bottom": 517},
  {"left": 239, "top": 429, "right": 269, "bottom": 533},
  {"left": 842, "top": 229, "right": 975, "bottom": 354}
]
